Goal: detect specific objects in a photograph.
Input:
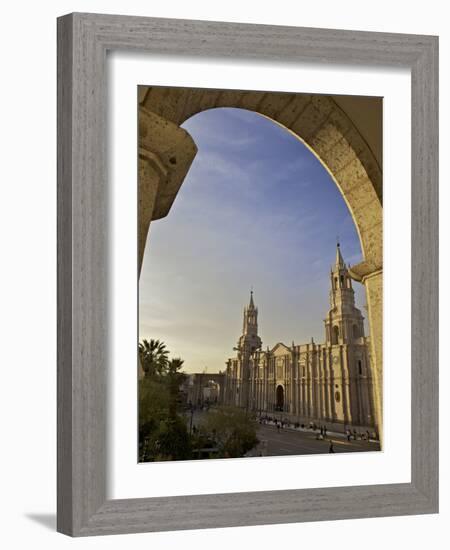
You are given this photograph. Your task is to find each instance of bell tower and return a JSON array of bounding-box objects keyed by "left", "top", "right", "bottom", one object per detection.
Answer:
[
  {"left": 325, "top": 243, "right": 365, "bottom": 345},
  {"left": 239, "top": 290, "right": 262, "bottom": 355},
  {"left": 233, "top": 291, "right": 262, "bottom": 408}
]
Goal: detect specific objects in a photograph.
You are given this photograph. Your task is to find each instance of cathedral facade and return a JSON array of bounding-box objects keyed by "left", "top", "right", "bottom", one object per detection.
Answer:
[{"left": 222, "top": 245, "right": 377, "bottom": 432}]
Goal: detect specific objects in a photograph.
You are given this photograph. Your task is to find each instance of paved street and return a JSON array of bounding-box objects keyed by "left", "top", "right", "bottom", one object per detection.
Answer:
[
  {"left": 187, "top": 408, "right": 380, "bottom": 457},
  {"left": 250, "top": 423, "right": 380, "bottom": 456}
]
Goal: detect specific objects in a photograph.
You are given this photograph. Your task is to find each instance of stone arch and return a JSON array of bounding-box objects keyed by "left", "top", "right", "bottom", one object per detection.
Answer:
[
  {"left": 138, "top": 86, "right": 383, "bottom": 440},
  {"left": 332, "top": 325, "right": 340, "bottom": 345},
  {"left": 139, "top": 87, "right": 382, "bottom": 272},
  {"left": 189, "top": 373, "right": 225, "bottom": 406}
]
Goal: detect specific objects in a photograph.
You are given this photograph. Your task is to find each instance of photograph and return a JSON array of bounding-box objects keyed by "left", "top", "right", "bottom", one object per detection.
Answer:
[
  {"left": 0, "top": 0, "right": 441, "bottom": 543},
  {"left": 138, "top": 86, "right": 383, "bottom": 462}
]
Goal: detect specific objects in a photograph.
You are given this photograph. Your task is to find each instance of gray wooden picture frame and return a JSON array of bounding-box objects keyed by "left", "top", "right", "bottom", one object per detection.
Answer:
[{"left": 57, "top": 12, "right": 439, "bottom": 537}]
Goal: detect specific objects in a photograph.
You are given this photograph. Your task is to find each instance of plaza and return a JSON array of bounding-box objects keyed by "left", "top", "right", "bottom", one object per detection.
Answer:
[{"left": 249, "top": 422, "right": 380, "bottom": 457}]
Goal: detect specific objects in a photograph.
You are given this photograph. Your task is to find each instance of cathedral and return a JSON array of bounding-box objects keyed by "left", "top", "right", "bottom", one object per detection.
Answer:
[{"left": 222, "top": 244, "right": 378, "bottom": 433}]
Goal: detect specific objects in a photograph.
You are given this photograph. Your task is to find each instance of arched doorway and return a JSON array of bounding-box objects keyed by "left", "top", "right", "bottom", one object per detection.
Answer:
[{"left": 276, "top": 385, "right": 284, "bottom": 412}]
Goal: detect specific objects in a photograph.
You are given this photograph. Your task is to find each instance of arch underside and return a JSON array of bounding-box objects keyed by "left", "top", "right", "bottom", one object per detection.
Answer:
[{"left": 139, "top": 86, "right": 382, "bottom": 270}]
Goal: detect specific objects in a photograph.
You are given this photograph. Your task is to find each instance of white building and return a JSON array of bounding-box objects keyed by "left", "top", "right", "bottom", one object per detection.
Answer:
[{"left": 223, "top": 244, "right": 377, "bottom": 433}]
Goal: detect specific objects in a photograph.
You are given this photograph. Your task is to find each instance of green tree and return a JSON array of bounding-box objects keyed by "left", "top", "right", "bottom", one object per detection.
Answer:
[
  {"left": 138, "top": 376, "right": 170, "bottom": 460},
  {"left": 153, "top": 417, "right": 192, "bottom": 461},
  {"left": 167, "top": 358, "right": 186, "bottom": 420},
  {"left": 138, "top": 344, "right": 192, "bottom": 462},
  {"left": 200, "top": 406, "right": 258, "bottom": 458},
  {"left": 139, "top": 338, "right": 169, "bottom": 378}
]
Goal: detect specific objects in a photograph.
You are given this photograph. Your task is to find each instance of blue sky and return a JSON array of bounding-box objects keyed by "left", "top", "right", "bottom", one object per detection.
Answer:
[{"left": 139, "top": 107, "right": 367, "bottom": 373}]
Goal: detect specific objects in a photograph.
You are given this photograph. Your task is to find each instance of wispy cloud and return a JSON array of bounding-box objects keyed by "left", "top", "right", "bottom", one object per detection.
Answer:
[{"left": 141, "top": 107, "right": 365, "bottom": 372}]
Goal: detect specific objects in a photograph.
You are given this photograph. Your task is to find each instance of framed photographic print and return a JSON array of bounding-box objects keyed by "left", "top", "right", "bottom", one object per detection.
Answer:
[
  {"left": 57, "top": 12, "right": 438, "bottom": 536},
  {"left": 137, "top": 86, "right": 383, "bottom": 462}
]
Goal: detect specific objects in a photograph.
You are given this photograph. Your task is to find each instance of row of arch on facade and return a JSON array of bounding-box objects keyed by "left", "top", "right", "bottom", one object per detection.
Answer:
[{"left": 331, "top": 324, "right": 361, "bottom": 344}]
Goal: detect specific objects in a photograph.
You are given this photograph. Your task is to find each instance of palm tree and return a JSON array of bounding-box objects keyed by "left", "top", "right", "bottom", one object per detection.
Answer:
[
  {"left": 168, "top": 357, "right": 184, "bottom": 373},
  {"left": 139, "top": 339, "right": 169, "bottom": 378}
]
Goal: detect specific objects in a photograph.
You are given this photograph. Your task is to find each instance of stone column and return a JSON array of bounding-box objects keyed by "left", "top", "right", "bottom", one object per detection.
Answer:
[
  {"left": 364, "top": 271, "right": 383, "bottom": 438},
  {"left": 300, "top": 380, "right": 305, "bottom": 417},
  {"left": 138, "top": 109, "right": 197, "bottom": 379},
  {"left": 138, "top": 150, "right": 165, "bottom": 275},
  {"left": 323, "top": 354, "right": 331, "bottom": 420},
  {"left": 341, "top": 349, "right": 352, "bottom": 425},
  {"left": 349, "top": 263, "right": 383, "bottom": 441},
  {"left": 361, "top": 376, "right": 371, "bottom": 426},
  {"left": 138, "top": 108, "right": 198, "bottom": 275},
  {"left": 320, "top": 379, "right": 326, "bottom": 421},
  {"left": 306, "top": 368, "right": 312, "bottom": 418},
  {"left": 352, "top": 377, "right": 362, "bottom": 426},
  {"left": 329, "top": 351, "right": 337, "bottom": 421}
]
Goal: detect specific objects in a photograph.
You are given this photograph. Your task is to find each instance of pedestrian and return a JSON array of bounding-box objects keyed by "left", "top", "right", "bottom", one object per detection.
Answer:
[
  {"left": 277, "top": 422, "right": 280, "bottom": 433},
  {"left": 323, "top": 426, "right": 327, "bottom": 437},
  {"left": 328, "top": 441, "right": 335, "bottom": 453}
]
